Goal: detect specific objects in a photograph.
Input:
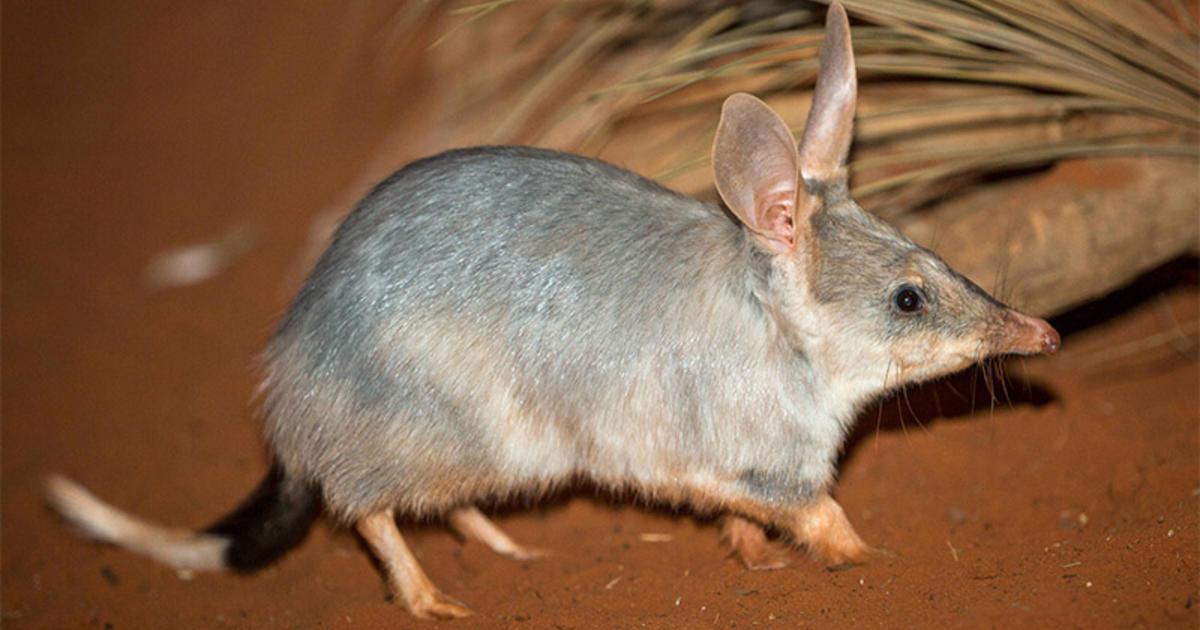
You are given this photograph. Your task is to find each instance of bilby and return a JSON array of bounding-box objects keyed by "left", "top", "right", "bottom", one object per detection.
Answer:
[{"left": 47, "top": 3, "right": 1059, "bottom": 620}]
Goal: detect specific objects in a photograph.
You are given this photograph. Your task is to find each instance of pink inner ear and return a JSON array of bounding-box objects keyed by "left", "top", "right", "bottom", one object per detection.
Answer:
[
  {"left": 765, "top": 207, "right": 794, "bottom": 247},
  {"left": 757, "top": 189, "right": 796, "bottom": 250},
  {"left": 712, "top": 93, "right": 801, "bottom": 253}
]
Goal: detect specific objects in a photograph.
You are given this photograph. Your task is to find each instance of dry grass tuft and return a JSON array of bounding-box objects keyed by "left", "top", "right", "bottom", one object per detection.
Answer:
[{"left": 425, "top": 0, "right": 1197, "bottom": 212}]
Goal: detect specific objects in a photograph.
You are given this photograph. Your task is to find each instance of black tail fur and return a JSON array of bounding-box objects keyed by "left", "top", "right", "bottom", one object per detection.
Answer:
[{"left": 204, "top": 462, "right": 319, "bottom": 572}]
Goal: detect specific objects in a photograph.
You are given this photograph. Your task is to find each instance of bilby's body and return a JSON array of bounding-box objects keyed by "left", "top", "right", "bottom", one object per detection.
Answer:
[{"left": 48, "top": 4, "right": 1059, "bottom": 620}]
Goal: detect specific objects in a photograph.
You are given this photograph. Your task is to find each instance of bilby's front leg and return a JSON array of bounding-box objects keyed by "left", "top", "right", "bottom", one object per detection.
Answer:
[
  {"left": 781, "top": 492, "right": 879, "bottom": 566},
  {"left": 356, "top": 509, "right": 472, "bottom": 620}
]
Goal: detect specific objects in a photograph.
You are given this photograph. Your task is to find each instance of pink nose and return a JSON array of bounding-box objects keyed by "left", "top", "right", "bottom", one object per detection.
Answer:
[
  {"left": 1004, "top": 310, "right": 1060, "bottom": 355},
  {"left": 1037, "top": 321, "right": 1061, "bottom": 355}
]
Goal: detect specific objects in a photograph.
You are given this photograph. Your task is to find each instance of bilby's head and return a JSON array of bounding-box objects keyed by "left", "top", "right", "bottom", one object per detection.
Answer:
[{"left": 712, "top": 3, "right": 1058, "bottom": 402}]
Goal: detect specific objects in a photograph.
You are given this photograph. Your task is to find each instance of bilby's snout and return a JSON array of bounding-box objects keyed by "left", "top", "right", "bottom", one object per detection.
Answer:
[{"left": 998, "top": 309, "right": 1060, "bottom": 356}]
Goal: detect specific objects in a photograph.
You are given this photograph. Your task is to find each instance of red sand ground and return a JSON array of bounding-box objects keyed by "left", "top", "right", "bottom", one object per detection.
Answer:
[{"left": 4, "top": 3, "right": 1197, "bottom": 628}]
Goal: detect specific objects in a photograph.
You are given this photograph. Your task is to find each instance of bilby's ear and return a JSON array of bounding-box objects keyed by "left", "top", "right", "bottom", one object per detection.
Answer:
[
  {"left": 798, "top": 2, "right": 856, "bottom": 184},
  {"left": 712, "top": 93, "right": 801, "bottom": 254}
]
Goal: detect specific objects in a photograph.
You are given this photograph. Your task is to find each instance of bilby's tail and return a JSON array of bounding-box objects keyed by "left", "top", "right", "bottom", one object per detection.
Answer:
[{"left": 46, "top": 463, "right": 318, "bottom": 573}]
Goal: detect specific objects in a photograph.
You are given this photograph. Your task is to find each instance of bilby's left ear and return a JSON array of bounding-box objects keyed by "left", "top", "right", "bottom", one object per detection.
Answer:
[{"left": 712, "top": 93, "right": 801, "bottom": 254}]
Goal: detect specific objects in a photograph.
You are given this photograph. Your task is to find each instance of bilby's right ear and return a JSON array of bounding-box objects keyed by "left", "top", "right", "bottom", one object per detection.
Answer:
[
  {"left": 798, "top": 1, "right": 857, "bottom": 184},
  {"left": 712, "top": 93, "right": 802, "bottom": 255}
]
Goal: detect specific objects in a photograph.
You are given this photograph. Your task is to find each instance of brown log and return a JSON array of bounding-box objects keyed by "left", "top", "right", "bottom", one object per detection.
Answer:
[{"left": 894, "top": 156, "right": 1199, "bottom": 317}]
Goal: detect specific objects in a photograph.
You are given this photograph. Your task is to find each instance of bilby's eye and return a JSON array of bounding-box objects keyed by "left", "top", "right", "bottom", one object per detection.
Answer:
[{"left": 892, "top": 285, "right": 926, "bottom": 314}]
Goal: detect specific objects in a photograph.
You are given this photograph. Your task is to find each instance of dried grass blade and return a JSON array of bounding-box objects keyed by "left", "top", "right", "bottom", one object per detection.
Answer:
[
  {"left": 1067, "top": 0, "right": 1200, "bottom": 79},
  {"left": 431, "top": 0, "right": 523, "bottom": 49},
  {"left": 856, "top": 54, "right": 1195, "bottom": 124},
  {"left": 973, "top": 0, "right": 1196, "bottom": 99},
  {"left": 841, "top": 0, "right": 1197, "bottom": 123},
  {"left": 1164, "top": 0, "right": 1200, "bottom": 35},
  {"left": 853, "top": 140, "right": 1199, "bottom": 201},
  {"left": 855, "top": 94, "right": 1118, "bottom": 141},
  {"left": 488, "top": 13, "right": 632, "bottom": 143}
]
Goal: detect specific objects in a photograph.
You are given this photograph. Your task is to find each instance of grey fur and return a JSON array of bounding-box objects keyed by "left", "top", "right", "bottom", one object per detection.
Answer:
[
  {"left": 260, "top": 145, "right": 1028, "bottom": 525},
  {"left": 810, "top": 183, "right": 1006, "bottom": 342},
  {"left": 264, "top": 147, "right": 831, "bottom": 520},
  {"left": 738, "top": 467, "right": 819, "bottom": 504}
]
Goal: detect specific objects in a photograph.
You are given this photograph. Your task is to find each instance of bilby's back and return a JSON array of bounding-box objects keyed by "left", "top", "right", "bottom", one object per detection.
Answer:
[{"left": 264, "top": 146, "right": 823, "bottom": 522}]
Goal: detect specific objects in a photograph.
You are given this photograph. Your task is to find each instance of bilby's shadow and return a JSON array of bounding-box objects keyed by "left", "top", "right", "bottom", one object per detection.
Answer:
[{"left": 839, "top": 366, "right": 1058, "bottom": 466}]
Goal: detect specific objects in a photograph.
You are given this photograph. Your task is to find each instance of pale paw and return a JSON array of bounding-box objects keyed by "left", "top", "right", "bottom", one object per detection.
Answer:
[
  {"left": 407, "top": 591, "right": 473, "bottom": 620},
  {"left": 503, "top": 545, "right": 550, "bottom": 562},
  {"left": 737, "top": 540, "right": 792, "bottom": 571},
  {"left": 819, "top": 542, "right": 892, "bottom": 569},
  {"left": 722, "top": 515, "right": 792, "bottom": 571}
]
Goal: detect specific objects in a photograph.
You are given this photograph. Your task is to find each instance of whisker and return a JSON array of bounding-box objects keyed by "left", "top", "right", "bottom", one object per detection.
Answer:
[
  {"left": 1155, "top": 296, "right": 1199, "bottom": 361},
  {"left": 875, "top": 359, "right": 897, "bottom": 451},
  {"left": 969, "top": 357, "right": 980, "bottom": 415},
  {"left": 1021, "top": 357, "right": 1033, "bottom": 399},
  {"left": 895, "top": 382, "right": 911, "bottom": 440},
  {"left": 983, "top": 361, "right": 998, "bottom": 416},
  {"left": 995, "top": 357, "right": 1014, "bottom": 409},
  {"left": 942, "top": 376, "right": 967, "bottom": 403},
  {"left": 900, "top": 380, "right": 929, "bottom": 434},
  {"left": 931, "top": 380, "right": 944, "bottom": 420},
  {"left": 986, "top": 359, "right": 999, "bottom": 418}
]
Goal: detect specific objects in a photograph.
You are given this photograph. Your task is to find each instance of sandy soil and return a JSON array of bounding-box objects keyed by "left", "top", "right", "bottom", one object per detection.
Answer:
[{"left": 4, "top": 3, "right": 1197, "bottom": 629}]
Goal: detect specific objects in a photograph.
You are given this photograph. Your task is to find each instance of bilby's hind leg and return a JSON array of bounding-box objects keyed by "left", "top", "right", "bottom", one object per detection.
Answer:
[
  {"left": 720, "top": 516, "right": 790, "bottom": 570},
  {"left": 784, "top": 493, "right": 881, "bottom": 566},
  {"left": 356, "top": 510, "right": 472, "bottom": 620},
  {"left": 448, "top": 506, "right": 546, "bottom": 561}
]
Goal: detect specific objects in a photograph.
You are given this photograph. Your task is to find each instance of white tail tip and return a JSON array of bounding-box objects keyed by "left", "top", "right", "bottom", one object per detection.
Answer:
[{"left": 45, "top": 474, "right": 230, "bottom": 571}]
